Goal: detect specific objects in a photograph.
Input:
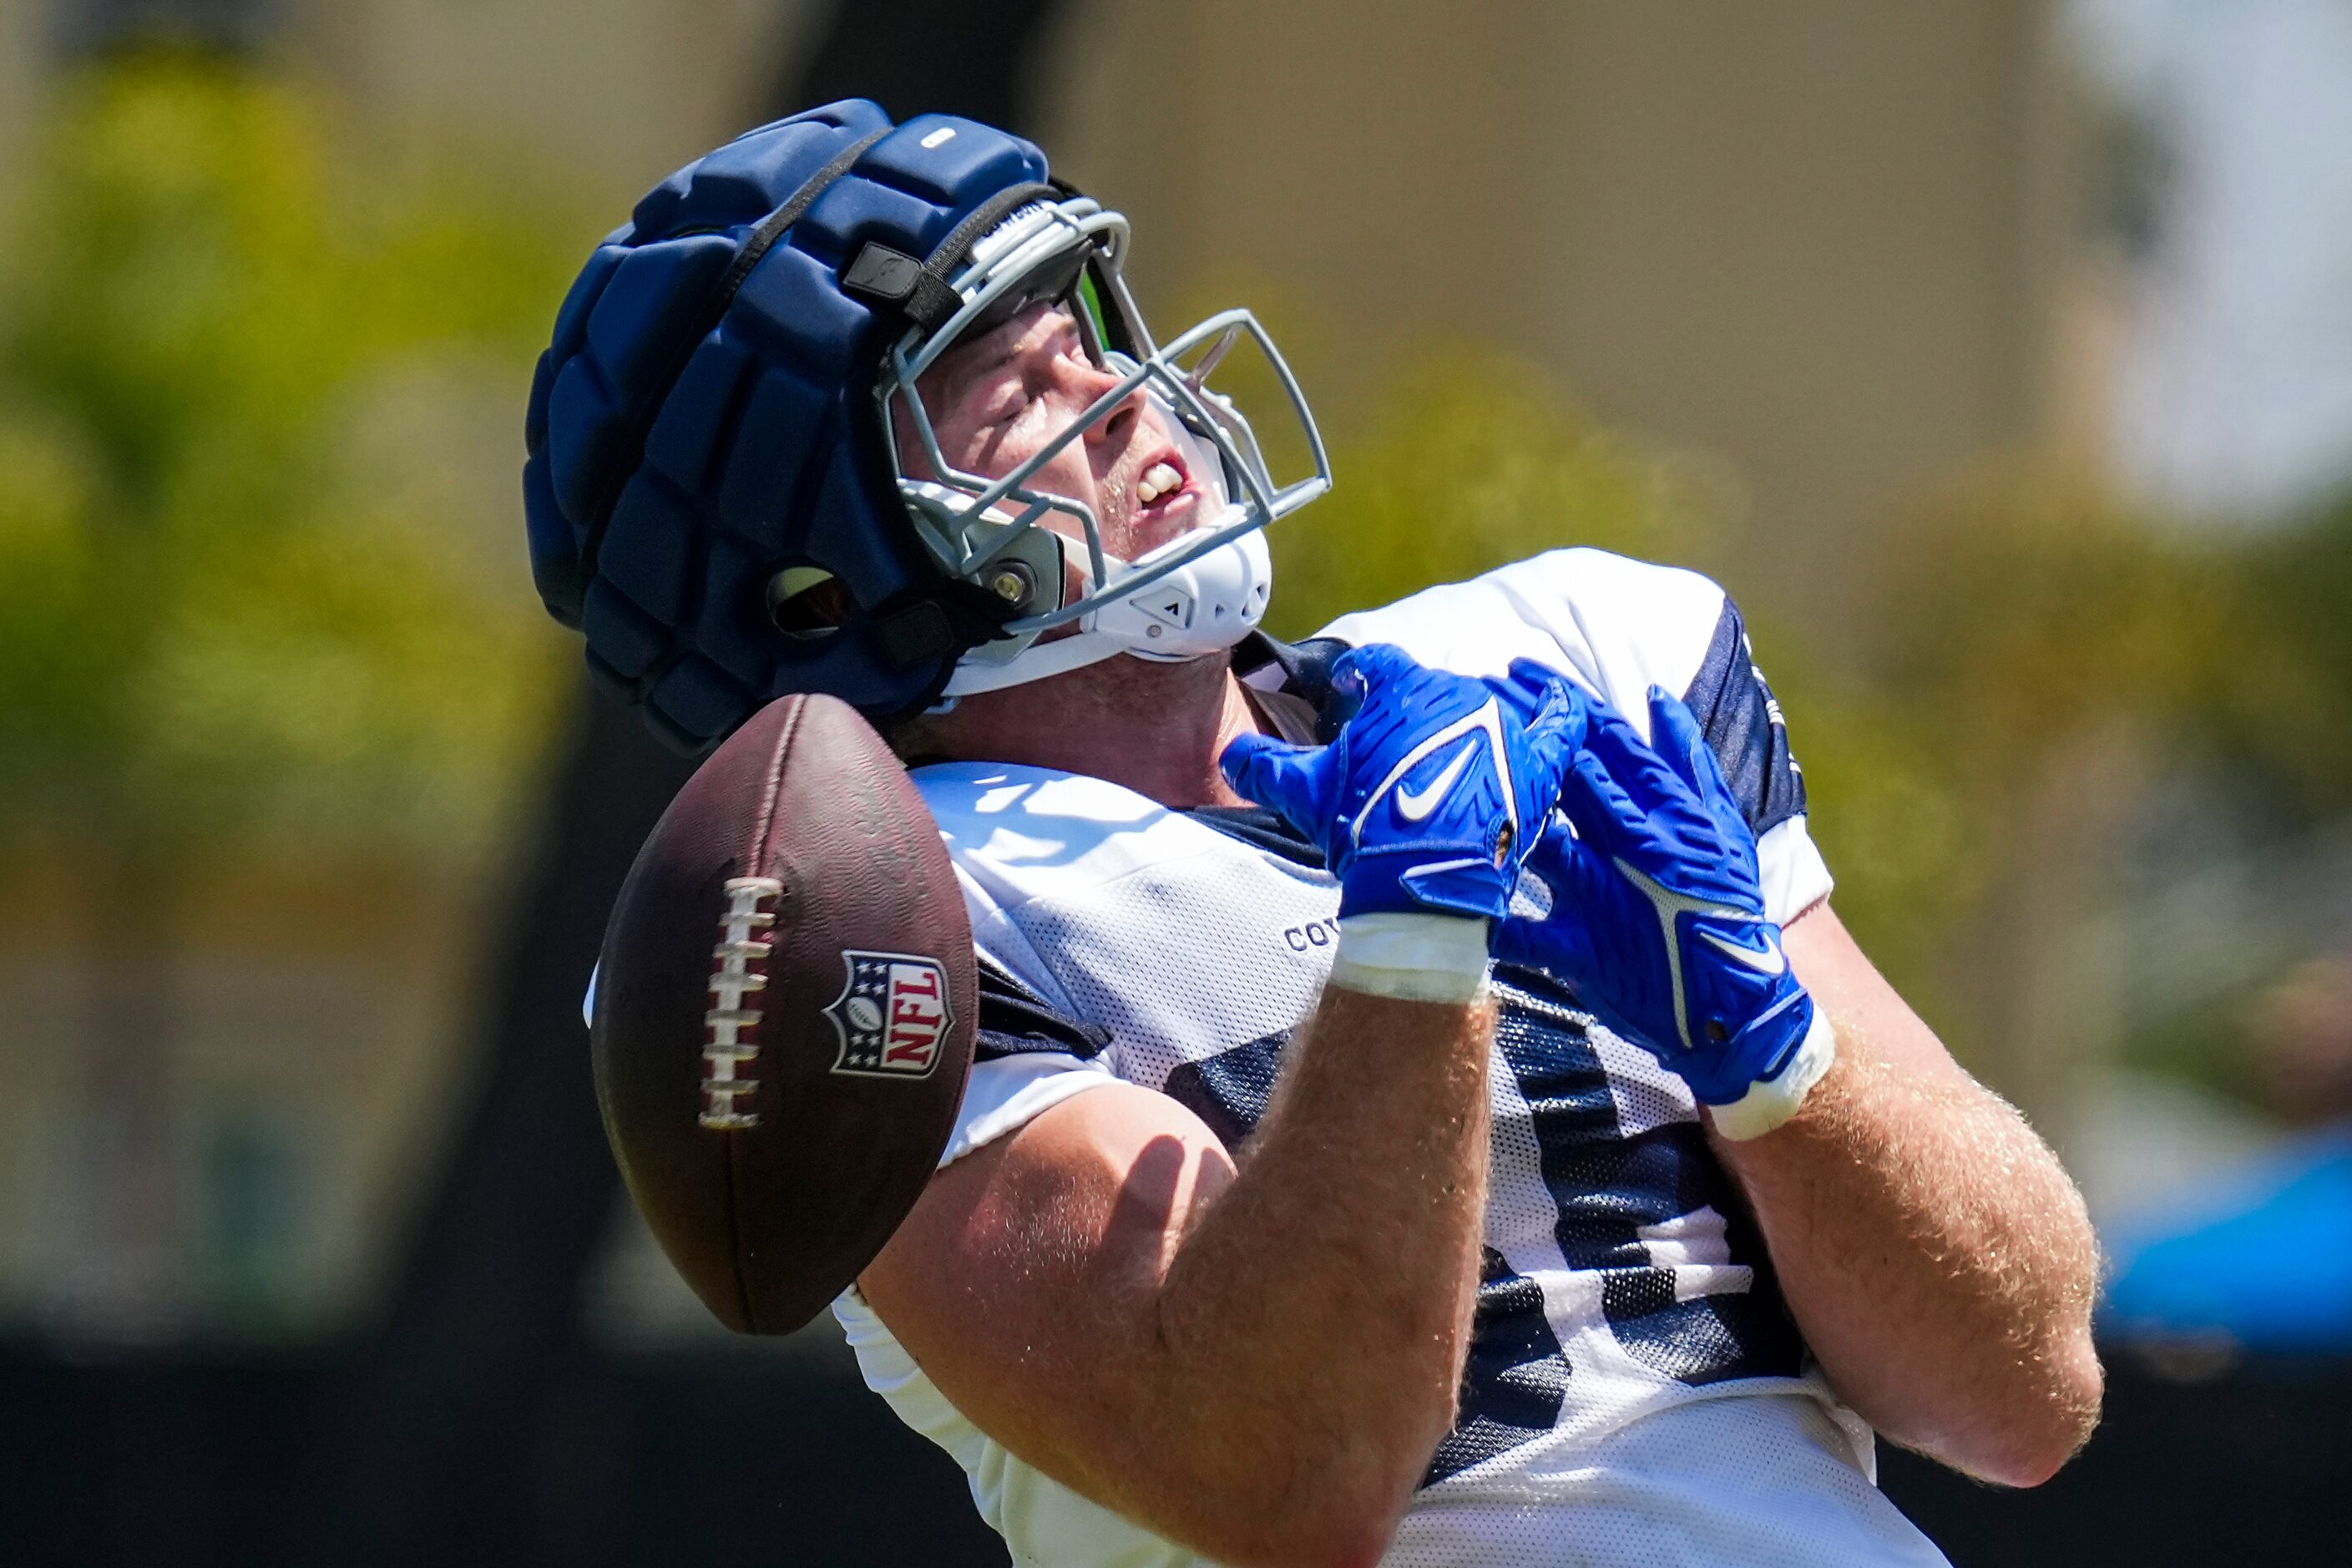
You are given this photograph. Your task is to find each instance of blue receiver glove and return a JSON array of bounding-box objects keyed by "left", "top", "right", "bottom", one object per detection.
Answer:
[
  {"left": 1220, "top": 644, "right": 1586, "bottom": 923},
  {"left": 1490, "top": 662, "right": 1834, "bottom": 1138}
]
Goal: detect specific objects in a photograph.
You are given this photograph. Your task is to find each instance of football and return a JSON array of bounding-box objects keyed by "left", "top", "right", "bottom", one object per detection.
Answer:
[{"left": 591, "top": 692, "right": 976, "bottom": 1333}]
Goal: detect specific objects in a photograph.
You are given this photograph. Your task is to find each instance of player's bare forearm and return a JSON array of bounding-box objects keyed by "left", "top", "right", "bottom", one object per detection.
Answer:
[
  {"left": 1154, "top": 984, "right": 1491, "bottom": 1555},
  {"left": 1712, "top": 904, "right": 2103, "bottom": 1486},
  {"left": 859, "top": 982, "right": 1492, "bottom": 1568}
]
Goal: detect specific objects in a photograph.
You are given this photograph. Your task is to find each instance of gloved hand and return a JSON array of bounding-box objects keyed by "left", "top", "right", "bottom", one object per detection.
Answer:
[
  {"left": 1490, "top": 664, "right": 1834, "bottom": 1138},
  {"left": 1222, "top": 645, "right": 1584, "bottom": 1001}
]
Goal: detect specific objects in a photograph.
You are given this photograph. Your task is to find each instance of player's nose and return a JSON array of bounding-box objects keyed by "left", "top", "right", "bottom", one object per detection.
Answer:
[{"left": 1071, "top": 356, "right": 1146, "bottom": 451}]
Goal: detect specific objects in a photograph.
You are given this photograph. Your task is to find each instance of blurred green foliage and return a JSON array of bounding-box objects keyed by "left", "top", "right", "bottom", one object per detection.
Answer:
[
  {"left": 0, "top": 51, "right": 574, "bottom": 873},
  {"left": 1263, "top": 350, "right": 1711, "bottom": 636},
  {"left": 1875, "top": 477, "right": 2352, "bottom": 810}
]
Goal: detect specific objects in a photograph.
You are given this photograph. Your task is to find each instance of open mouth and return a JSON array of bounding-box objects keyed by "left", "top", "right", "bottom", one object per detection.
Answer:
[{"left": 1133, "top": 450, "right": 1192, "bottom": 517}]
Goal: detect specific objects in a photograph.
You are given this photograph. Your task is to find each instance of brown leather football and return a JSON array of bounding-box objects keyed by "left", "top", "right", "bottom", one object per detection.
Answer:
[{"left": 591, "top": 692, "right": 975, "bottom": 1333}]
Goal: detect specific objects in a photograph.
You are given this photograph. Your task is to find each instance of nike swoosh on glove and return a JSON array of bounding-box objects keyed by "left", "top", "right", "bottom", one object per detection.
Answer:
[
  {"left": 1221, "top": 644, "right": 1586, "bottom": 922},
  {"left": 1490, "top": 664, "right": 1834, "bottom": 1138}
]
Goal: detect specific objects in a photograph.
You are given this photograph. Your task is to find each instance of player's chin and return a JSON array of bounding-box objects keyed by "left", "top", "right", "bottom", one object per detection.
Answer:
[{"left": 1122, "top": 483, "right": 1203, "bottom": 558}]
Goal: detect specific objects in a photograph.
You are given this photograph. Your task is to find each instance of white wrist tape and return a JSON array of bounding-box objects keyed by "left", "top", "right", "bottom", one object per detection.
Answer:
[
  {"left": 1327, "top": 911, "right": 1491, "bottom": 1004},
  {"left": 1707, "top": 1007, "right": 1839, "bottom": 1141}
]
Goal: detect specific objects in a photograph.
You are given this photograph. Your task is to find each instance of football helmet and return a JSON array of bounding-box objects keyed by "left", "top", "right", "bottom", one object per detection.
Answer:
[{"left": 524, "top": 99, "right": 1328, "bottom": 752}]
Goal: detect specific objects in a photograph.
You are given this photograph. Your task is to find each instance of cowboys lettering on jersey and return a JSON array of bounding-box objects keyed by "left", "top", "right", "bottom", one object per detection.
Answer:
[{"left": 835, "top": 549, "right": 1948, "bottom": 1566}]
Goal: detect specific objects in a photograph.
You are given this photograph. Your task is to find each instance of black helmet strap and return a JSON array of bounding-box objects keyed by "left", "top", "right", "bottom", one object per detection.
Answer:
[{"left": 842, "top": 180, "right": 1065, "bottom": 337}]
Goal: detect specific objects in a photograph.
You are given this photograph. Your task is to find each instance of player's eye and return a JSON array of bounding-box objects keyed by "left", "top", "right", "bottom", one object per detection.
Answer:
[
  {"left": 975, "top": 371, "right": 1035, "bottom": 427},
  {"left": 990, "top": 382, "right": 1040, "bottom": 425}
]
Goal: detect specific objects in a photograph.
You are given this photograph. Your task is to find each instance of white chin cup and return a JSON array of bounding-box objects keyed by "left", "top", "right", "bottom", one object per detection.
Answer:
[
  {"left": 941, "top": 515, "right": 1274, "bottom": 697},
  {"left": 1095, "top": 518, "right": 1272, "bottom": 661}
]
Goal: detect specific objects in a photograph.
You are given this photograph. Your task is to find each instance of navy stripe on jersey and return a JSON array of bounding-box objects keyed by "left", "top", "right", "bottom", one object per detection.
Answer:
[
  {"left": 1161, "top": 1028, "right": 1292, "bottom": 1146},
  {"left": 1424, "top": 1249, "right": 1572, "bottom": 1485},
  {"left": 1492, "top": 964, "right": 1802, "bottom": 1383},
  {"left": 1679, "top": 597, "right": 1806, "bottom": 837},
  {"left": 973, "top": 958, "right": 1112, "bottom": 1064},
  {"left": 1602, "top": 1263, "right": 1803, "bottom": 1386}
]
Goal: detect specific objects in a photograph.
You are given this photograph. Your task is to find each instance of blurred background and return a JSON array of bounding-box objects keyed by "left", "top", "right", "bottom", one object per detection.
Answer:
[{"left": 3, "top": 1, "right": 2349, "bottom": 1563}]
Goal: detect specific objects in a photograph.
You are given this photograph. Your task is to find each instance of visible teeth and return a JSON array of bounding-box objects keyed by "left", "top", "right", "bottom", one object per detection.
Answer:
[{"left": 1136, "top": 462, "right": 1183, "bottom": 505}]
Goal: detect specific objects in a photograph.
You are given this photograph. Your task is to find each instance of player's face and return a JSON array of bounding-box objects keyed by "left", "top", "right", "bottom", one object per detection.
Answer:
[{"left": 903, "top": 300, "right": 1206, "bottom": 563}]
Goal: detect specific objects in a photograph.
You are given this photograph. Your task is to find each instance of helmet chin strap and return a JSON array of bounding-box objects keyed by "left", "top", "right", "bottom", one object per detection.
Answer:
[
  {"left": 936, "top": 620, "right": 1133, "bottom": 698},
  {"left": 941, "top": 511, "right": 1273, "bottom": 698}
]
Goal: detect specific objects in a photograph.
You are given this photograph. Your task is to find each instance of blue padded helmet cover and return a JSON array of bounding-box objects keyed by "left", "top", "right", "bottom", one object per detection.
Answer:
[{"left": 522, "top": 99, "right": 1053, "bottom": 752}]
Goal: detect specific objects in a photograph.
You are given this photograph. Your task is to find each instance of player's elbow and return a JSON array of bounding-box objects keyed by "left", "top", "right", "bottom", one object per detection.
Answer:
[
  {"left": 2017, "top": 1346, "right": 2105, "bottom": 1488},
  {"left": 1184, "top": 1437, "right": 1419, "bottom": 1568},
  {"left": 1960, "top": 1334, "right": 2105, "bottom": 1490},
  {"left": 1233, "top": 1522, "right": 1398, "bottom": 1568},
  {"left": 1213, "top": 1500, "right": 1402, "bottom": 1568},
  {"left": 1965, "top": 1414, "right": 2093, "bottom": 1490}
]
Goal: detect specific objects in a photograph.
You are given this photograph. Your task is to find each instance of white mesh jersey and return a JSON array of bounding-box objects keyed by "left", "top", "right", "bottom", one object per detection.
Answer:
[{"left": 833, "top": 549, "right": 1948, "bottom": 1565}]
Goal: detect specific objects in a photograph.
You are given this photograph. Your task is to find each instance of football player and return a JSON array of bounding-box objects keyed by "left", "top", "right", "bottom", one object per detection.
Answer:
[{"left": 528, "top": 103, "right": 2102, "bottom": 1565}]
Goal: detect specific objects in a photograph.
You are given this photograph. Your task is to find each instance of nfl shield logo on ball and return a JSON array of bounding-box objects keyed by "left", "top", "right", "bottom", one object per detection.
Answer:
[{"left": 825, "top": 951, "right": 953, "bottom": 1078}]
